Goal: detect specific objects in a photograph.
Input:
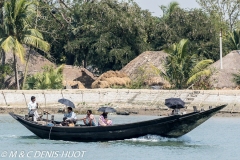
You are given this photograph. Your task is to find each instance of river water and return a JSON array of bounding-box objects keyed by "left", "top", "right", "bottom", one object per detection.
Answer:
[{"left": 0, "top": 114, "right": 239, "bottom": 160}]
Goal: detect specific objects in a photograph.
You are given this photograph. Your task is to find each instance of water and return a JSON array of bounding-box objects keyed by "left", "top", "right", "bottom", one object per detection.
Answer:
[{"left": 0, "top": 114, "right": 239, "bottom": 160}]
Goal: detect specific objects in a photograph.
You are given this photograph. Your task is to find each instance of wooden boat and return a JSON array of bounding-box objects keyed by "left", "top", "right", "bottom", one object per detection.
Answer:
[{"left": 9, "top": 105, "right": 226, "bottom": 142}]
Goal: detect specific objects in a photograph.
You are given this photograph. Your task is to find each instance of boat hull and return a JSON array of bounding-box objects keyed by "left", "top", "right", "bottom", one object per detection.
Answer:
[{"left": 9, "top": 105, "right": 227, "bottom": 142}]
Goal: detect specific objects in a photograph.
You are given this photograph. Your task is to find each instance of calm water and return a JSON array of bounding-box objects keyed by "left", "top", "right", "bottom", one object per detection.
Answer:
[{"left": 0, "top": 114, "right": 239, "bottom": 160}]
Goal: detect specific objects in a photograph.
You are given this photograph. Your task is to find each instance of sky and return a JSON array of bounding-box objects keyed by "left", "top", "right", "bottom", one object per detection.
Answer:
[{"left": 134, "top": 0, "right": 200, "bottom": 17}]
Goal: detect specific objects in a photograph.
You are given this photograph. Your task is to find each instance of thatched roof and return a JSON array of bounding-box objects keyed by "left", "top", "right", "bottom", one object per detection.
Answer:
[
  {"left": 4, "top": 48, "right": 96, "bottom": 89},
  {"left": 5, "top": 48, "right": 55, "bottom": 75},
  {"left": 4, "top": 48, "right": 55, "bottom": 88},
  {"left": 210, "top": 50, "right": 240, "bottom": 88},
  {"left": 63, "top": 66, "right": 96, "bottom": 88},
  {"left": 91, "top": 71, "right": 131, "bottom": 88},
  {"left": 121, "top": 51, "right": 170, "bottom": 87},
  {"left": 63, "top": 81, "right": 85, "bottom": 89}
]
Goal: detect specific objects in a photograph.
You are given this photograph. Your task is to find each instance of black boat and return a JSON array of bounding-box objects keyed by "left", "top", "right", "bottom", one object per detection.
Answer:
[{"left": 9, "top": 105, "right": 227, "bottom": 142}]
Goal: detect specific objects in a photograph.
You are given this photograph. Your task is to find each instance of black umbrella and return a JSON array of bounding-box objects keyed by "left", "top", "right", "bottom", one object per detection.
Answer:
[
  {"left": 98, "top": 106, "right": 116, "bottom": 113},
  {"left": 165, "top": 98, "right": 185, "bottom": 109},
  {"left": 58, "top": 98, "right": 75, "bottom": 108}
]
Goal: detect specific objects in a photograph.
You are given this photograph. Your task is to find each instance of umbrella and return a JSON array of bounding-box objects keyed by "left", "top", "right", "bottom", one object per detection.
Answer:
[
  {"left": 165, "top": 98, "right": 185, "bottom": 109},
  {"left": 58, "top": 98, "right": 75, "bottom": 108},
  {"left": 98, "top": 106, "right": 116, "bottom": 113}
]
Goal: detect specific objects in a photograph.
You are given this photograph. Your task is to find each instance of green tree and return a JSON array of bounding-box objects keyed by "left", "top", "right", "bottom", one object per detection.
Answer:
[
  {"left": 65, "top": 0, "right": 152, "bottom": 72},
  {"left": 153, "top": 8, "right": 226, "bottom": 61},
  {"left": 0, "top": 0, "right": 50, "bottom": 90},
  {"left": 26, "top": 65, "right": 64, "bottom": 89},
  {"left": 160, "top": 1, "right": 179, "bottom": 19},
  {"left": 197, "top": 0, "right": 240, "bottom": 31},
  {"left": 35, "top": 0, "right": 72, "bottom": 64},
  {"left": 0, "top": 63, "right": 13, "bottom": 89},
  {"left": 163, "top": 39, "right": 213, "bottom": 89},
  {"left": 227, "top": 29, "right": 240, "bottom": 50}
]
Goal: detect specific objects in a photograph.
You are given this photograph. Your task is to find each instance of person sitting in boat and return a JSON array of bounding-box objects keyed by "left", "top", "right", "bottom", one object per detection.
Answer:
[
  {"left": 28, "top": 96, "right": 40, "bottom": 121},
  {"left": 61, "top": 107, "right": 77, "bottom": 126},
  {"left": 80, "top": 110, "right": 96, "bottom": 126},
  {"left": 170, "top": 108, "right": 182, "bottom": 116},
  {"left": 98, "top": 112, "right": 112, "bottom": 126}
]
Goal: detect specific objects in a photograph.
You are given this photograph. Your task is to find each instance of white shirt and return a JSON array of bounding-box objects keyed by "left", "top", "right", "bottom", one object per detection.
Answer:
[
  {"left": 28, "top": 101, "right": 37, "bottom": 111},
  {"left": 64, "top": 111, "right": 77, "bottom": 121}
]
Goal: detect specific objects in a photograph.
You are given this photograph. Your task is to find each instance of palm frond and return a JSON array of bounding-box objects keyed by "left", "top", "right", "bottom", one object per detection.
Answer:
[
  {"left": 228, "top": 30, "right": 240, "bottom": 50},
  {"left": 55, "top": 65, "right": 64, "bottom": 74},
  {"left": 187, "top": 69, "right": 212, "bottom": 85},
  {"left": 15, "top": 39, "right": 26, "bottom": 63},
  {"left": 168, "top": 2, "right": 179, "bottom": 15},
  {"left": 14, "top": 0, "right": 25, "bottom": 20},
  {"left": 164, "top": 44, "right": 176, "bottom": 55},
  {"left": 161, "top": 1, "right": 179, "bottom": 18},
  {"left": 25, "top": 29, "right": 44, "bottom": 39},
  {"left": 23, "top": 35, "right": 50, "bottom": 53},
  {"left": 1, "top": 36, "right": 15, "bottom": 53},
  {"left": 190, "top": 59, "right": 214, "bottom": 75},
  {"left": 177, "top": 39, "right": 188, "bottom": 58}
]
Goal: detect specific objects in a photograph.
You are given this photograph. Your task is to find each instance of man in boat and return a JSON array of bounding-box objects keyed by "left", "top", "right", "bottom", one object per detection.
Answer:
[
  {"left": 80, "top": 110, "right": 96, "bottom": 126},
  {"left": 61, "top": 107, "right": 77, "bottom": 126},
  {"left": 28, "top": 96, "right": 40, "bottom": 121}
]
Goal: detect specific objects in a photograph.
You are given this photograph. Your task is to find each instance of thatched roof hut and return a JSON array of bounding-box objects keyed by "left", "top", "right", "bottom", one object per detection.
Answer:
[
  {"left": 4, "top": 48, "right": 55, "bottom": 88},
  {"left": 91, "top": 71, "right": 131, "bottom": 89},
  {"left": 121, "top": 51, "right": 170, "bottom": 87},
  {"left": 4, "top": 48, "right": 96, "bottom": 89},
  {"left": 63, "top": 66, "right": 96, "bottom": 88},
  {"left": 210, "top": 50, "right": 240, "bottom": 88}
]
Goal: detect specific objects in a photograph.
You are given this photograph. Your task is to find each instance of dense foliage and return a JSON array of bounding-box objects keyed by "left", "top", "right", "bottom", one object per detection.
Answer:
[
  {"left": 0, "top": 0, "right": 239, "bottom": 89},
  {"left": 34, "top": 0, "right": 237, "bottom": 71},
  {"left": 0, "top": 0, "right": 50, "bottom": 89},
  {"left": 228, "top": 30, "right": 240, "bottom": 50},
  {"left": 25, "top": 65, "right": 64, "bottom": 89},
  {"left": 163, "top": 39, "right": 213, "bottom": 89}
]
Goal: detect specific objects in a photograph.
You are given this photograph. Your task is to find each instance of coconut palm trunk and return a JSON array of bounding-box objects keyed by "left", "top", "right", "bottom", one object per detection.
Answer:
[
  {"left": 1, "top": 50, "right": 5, "bottom": 65},
  {"left": 1, "top": 50, "right": 6, "bottom": 88},
  {"left": 13, "top": 53, "right": 20, "bottom": 89},
  {"left": 22, "top": 48, "right": 31, "bottom": 90},
  {"left": 0, "top": 0, "right": 50, "bottom": 90}
]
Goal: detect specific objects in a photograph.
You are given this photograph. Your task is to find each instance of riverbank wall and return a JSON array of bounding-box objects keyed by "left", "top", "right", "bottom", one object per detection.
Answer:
[{"left": 0, "top": 89, "right": 239, "bottom": 114}]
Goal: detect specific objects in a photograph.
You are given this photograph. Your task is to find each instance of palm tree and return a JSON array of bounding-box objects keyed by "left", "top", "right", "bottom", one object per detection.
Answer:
[
  {"left": 163, "top": 39, "right": 213, "bottom": 89},
  {"left": 187, "top": 59, "right": 214, "bottom": 85},
  {"left": 26, "top": 65, "right": 64, "bottom": 89},
  {"left": 163, "top": 39, "right": 194, "bottom": 88},
  {"left": 0, "top": 0, "right": 50, "bottom": 90},
  {"left": 228, "top": 30, "right": 240, "bottom": 50},
  {"left": 160, "top": 1, "right": 179, "bottom": 19}
]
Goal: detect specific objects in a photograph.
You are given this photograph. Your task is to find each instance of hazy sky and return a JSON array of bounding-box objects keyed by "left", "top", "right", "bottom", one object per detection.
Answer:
[{"left": 134, "top": 0, "right": 200, "bottom": 16}]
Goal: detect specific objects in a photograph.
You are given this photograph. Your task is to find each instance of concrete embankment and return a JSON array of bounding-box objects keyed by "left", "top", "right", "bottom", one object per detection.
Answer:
[{"left": 0, "top": 89, "right": 239, "bottom": 114}]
